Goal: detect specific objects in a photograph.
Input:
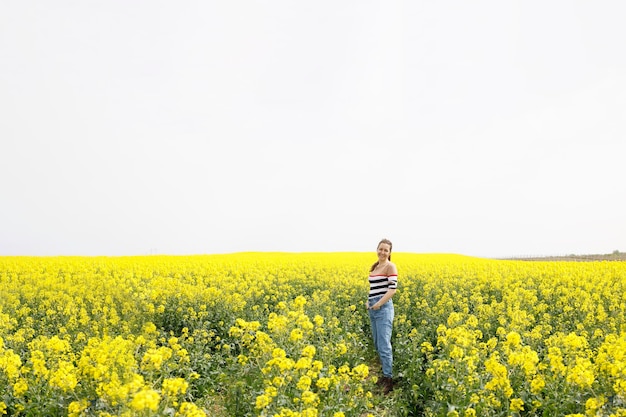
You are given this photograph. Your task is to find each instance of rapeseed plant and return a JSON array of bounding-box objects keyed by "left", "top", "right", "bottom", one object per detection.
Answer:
[{"left": 1, "top": 253, "right": 625, "bottom": 415}]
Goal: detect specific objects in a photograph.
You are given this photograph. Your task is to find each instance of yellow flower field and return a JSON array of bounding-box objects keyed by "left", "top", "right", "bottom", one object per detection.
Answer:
[{"left": 1, "top": 253, "right": 625, "bottom": 416}]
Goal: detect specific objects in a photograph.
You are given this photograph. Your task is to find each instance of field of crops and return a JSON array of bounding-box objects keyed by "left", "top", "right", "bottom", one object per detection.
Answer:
[{"left": 1, "top": 253, "right": 626, "bottom": 417}]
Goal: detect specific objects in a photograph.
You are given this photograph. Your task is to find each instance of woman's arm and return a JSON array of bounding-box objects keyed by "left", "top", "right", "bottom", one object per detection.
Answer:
[{"left": 370, "top": 288, "right": 396, "bottom": 310}]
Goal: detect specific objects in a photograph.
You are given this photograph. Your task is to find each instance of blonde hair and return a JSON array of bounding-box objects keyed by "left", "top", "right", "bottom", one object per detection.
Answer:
[{"left": 370, "top": 238, "right": 393, "bottom": 272}]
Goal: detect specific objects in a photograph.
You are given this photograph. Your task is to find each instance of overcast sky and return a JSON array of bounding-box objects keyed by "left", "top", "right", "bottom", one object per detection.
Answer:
[{"left": 1, "top": 1, "right": 624, "bottom": 258}]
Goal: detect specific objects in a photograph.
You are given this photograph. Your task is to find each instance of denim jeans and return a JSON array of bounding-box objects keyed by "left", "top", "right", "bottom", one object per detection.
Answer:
[{"left": 368, "top": 295, "right": 394, "bottom": 378}]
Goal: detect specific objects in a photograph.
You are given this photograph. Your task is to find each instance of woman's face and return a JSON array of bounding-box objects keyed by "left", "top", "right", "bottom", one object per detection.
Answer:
[{"left": 377, "top": 243, "right": 391, "bottom": 262}]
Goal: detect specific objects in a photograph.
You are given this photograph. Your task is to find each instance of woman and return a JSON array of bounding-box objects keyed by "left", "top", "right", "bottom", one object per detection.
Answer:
[{"left": 367, "top": 238, "right": 397, "bottom": 394}]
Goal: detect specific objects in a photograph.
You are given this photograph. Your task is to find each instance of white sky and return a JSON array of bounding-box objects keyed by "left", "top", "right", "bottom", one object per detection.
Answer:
[{"left": 1, "top": 1, "right": 625, "bottom": 258}]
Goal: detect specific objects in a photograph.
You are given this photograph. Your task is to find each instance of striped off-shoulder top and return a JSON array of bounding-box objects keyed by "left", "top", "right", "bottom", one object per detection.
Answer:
[{"left": 368, "top": 270, "right": 398, "bottom": 299}]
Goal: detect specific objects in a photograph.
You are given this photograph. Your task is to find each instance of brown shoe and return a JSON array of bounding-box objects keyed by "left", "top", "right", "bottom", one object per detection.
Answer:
[{"left": 381, "top": 377, "right": 394, "bottom": 394}]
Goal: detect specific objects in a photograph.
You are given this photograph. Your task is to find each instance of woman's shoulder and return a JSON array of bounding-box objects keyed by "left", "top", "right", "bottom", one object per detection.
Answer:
[{"left": 372, "top": 261, "right": 398, "bottom": 275}]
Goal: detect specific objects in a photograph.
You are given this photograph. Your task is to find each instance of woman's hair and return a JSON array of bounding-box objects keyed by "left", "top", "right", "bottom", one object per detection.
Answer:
[{"left": 370, "top": 238, "right": 393, "bottom": 272}]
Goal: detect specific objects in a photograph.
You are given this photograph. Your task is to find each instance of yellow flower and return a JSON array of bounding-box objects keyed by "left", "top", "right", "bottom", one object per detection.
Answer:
[
  {"left": 317, "top": 376, "right": 331, "bottom": 390},
  {"left": 351, "top": 364, "right": 370, "bottom": 380},
  {"left": 293, "top": 296, "right": 307, "bottom": 309},
  {"left": 547, "top": 347, "right": 567, "bottom": 376},
  {"left": 464, "top": 408, "right": 476, "bottom": 417},
  {"left": 585, "top": 396, "right": 606, "bottom": 415},
  {"left": 510, "top": 398, "right": 524, "bottom": 412},
  {"left": 301, "top": 345, "right": 316, "bottom": 358},
  {"left": 421, "top": 341, "right": 434, "bottom": 353},
  {"left": 302, "top": 408, "right": 318, "bottom": 417},
  {"left": 162, "top": 377, "right": 189, "bottom": 397},
  {"left": 265, "top": 385, "right": 278, "bottom": 398},
  {"left": 289, "top": 329, "right": 303, "bottom": 342},
  {"left": 142, "top": 321, "right": 157, "bottom": 334},
  {"left": 4, "top": 249, "right": 626, "bottom": 417},
  {"left": 313, "top": 315, "right": 324, "bottom": 326},
  {"left": 530, "top": 375, "right": 545, "bottom": 394},
  {"left": 273, "top": 357, "right": 295, "bottom": 372},
  {"left": 68, "top": 399, "right": 89, "bottom": 417},
  {"left": 566, "top": 358, "right": 594, "bottom": 389},
  {"left": 301, "top": 390, "right": 319, "bottom": 406},
  {"left": 255, "top": 394, "right": 271, "bottom": 409},
  {"left": 268, "top": 313, "right": 289, "bottom": 334},
  {"left": 505, "top": 331, "right": 522, "bottom": 348},
  {"left": 2, "top": 349, "right": 24, "bottom": 379},
  {"left": 450, "top": 346, "right": 464, "bottom": 359},
  {"left": 130, "top": 388, "right": 160, "bottom": 412},
  {"left": 228, "top": 326, "right": 243, "bottom": 338},
  {"left": 295, "top": 357, "right": 312, "bottom": 370},
  {"left": 141, "top": 346, "right": 173, "bottom": 371},
  {"left": 13, "top": 378, "right": 28, "bottom": 397},
  {"left": 272, "top": 348, "right": 287, "bottom": 358},
  {"left": 176, "top": 402, "right": 207, "bottom": 417},
  {"left": 49, "top": 360, "right": 78, "bottom": 392},
  {"left": 297, "top": 375, "right": 312, "bottom": 391},
  {"left": 484, "top": 354, "right": 513, "bottom": 397},
  {"left": 311, "top": 360, "right": 323, "bottom": 373},
  {"left": 44, "top": 335, "right": 70, "bottom": 354},
  {"left": 507, "top": 346, "right": 539, "bottom": 377}
]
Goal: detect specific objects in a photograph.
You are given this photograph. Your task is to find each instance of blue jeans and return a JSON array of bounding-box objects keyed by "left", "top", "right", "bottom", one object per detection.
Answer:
[{"left": 368, "top": 295, "right": 394, "bottom": 378}]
